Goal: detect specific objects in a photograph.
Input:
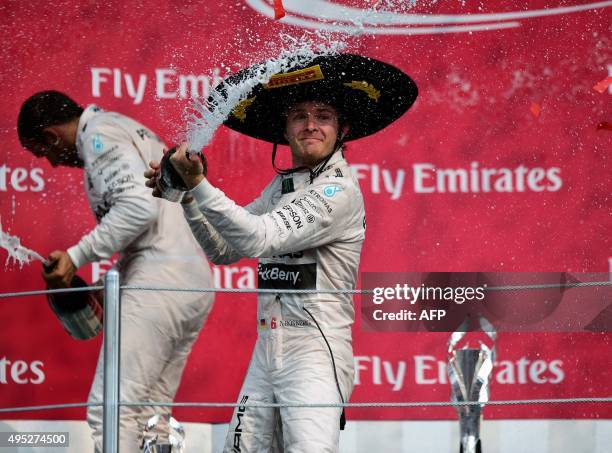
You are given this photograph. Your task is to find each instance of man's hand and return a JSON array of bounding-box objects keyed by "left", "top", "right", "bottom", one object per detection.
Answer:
[
  {"left": 144, "top": 159, "right": 162, "bottom": 198},
  {"left": 170, "top": 143, "right": 206, "bottom": 190},
  {"left": 43, "top": 250, "right": 77, "bottom": 289}
]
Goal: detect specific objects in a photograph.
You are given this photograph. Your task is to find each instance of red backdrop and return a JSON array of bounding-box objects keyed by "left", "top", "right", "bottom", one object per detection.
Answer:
[{"left": 0, "top": 1, "right": 610, "bottom": 423}]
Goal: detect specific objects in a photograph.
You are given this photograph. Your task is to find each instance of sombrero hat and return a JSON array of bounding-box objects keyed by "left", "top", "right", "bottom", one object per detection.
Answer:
[{"left": 218, "top": 53, "right": 418, "bottom": 144}]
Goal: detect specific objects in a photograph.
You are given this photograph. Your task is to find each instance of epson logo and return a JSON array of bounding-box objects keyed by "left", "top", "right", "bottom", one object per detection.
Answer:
[
  {"left": 282, "top": 205, "right": 303, "bottom": 229},
  {"left": 0, "top": 165, "right": 45, "bottom": 192}
]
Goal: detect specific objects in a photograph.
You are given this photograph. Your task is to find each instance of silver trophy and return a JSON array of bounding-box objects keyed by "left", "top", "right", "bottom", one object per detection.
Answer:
[
  {"left": 447, "top": 316, "right": 496, "bottom": 453},
  {"left": 141, "top": 413, "right": 186, "bottom": 453}
]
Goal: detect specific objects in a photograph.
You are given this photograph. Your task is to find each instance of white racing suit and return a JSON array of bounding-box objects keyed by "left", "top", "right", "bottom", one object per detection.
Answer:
[
  {"left": 67, "top": 105, "right": 214, "bottom": 453},
  {"left": 183, "top": 151, "right": 365, "bottom": 452}
]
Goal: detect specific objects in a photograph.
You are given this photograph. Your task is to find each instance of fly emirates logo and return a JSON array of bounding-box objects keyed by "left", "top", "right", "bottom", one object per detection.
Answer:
[
  {"left": 0, "top": 164, "right": 45, "bottom": 192},
  {"left": 351, "top": 161, "right": 562, "bottom": 199},
  {"left": 0, "top": 357, "right": 45, "bottom": 385},
  {"left": 91, "top": 67, "right": 224, "bottom": 105},
  {"left": 354, "top": 355, "right": 565, "bottom": 391}
]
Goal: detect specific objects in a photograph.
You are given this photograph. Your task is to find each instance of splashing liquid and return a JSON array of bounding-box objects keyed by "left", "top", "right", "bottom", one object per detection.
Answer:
[
  {"left": 185, "top": 32, "right": 347, "bottom": 153},
  {"left": 0, "top": 217, "right": 46, "bottom": 268},
  {"left": 0, "top": 218, "right": 103, "bottom": 340}
]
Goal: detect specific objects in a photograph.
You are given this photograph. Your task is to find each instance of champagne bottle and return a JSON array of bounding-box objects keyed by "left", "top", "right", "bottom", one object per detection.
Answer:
[{"left": 44, "top": 263, "right": 103, "bottom": 340}]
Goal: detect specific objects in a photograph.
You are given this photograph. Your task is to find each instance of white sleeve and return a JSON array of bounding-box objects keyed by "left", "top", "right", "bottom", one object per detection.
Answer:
[
  {"left": 181, "top": 180, "right": 276, "bottom": 264},
  {"left": 182, "top": 200, "right": 242, "bottom": 265},
  {"left": 67, "top": 129, "right": 158, "bottom": 269},
  {"left": 190, "top": 177, "right": 360, "bottom": 258}
]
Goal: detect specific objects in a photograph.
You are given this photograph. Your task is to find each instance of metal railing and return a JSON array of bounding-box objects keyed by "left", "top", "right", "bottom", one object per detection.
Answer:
[
  {"left": 0, "top": 276, "right": 611, "bottom": 453},
  {"left": 103, "top": 269, "right": 121, "bottom": 453}
]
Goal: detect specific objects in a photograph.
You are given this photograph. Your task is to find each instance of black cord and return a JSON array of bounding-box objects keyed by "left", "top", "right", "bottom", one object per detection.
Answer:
[
  {"left": 308, "top": 150, "right": 335, "bottom": 184},
  {"left": 272, "top": 142, "right": 309, "bottom": 175},
  {"left": 303, "top": 306, "right": 347, "bottom": 430}
]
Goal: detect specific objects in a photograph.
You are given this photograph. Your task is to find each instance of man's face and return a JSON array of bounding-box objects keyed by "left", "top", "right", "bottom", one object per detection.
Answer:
[
  {"left": 23, "top": 132, "right": 81, "bottom": 168},
  {"left": 284, "top": 101, "right": 345, "bottom": 167}
]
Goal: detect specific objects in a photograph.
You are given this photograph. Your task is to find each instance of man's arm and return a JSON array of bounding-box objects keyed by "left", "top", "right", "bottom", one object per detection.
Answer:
[
  {"left": 67, "top": 127, "right": 159, "bottom": 269},
  {"left": 181, "top": 180, "right": 277, "bottom": 264},
  {"left": 190, "top": 176, "right": 361, "bottom": 258},
  {"left": 181, "top": 198, "right": 243, "bottom": 265},
  {"left": 147, "top": 143, "right": 361, "bottom": 259}
]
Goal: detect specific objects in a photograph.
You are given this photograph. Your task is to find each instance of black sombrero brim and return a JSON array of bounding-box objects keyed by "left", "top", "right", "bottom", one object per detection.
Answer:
[{"left": 216, "top": 53, "right": 418, "bottom": 144}]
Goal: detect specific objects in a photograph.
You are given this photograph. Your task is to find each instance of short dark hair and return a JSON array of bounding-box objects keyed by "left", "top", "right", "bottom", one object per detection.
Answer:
[{"left": 17, "top": 91, "right": 83, "bottom": 146}]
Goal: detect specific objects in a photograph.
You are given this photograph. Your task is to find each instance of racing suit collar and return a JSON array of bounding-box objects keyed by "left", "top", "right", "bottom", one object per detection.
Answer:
[
  {"left": 283, "top": 150, "right": 346, "bottom": 190},
  {"left": 312, "top": 148, "right": 344, "bottom": 177}
]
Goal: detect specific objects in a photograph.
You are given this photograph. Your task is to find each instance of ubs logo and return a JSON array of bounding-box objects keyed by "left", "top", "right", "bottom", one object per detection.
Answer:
[{"left": 245, "top": 1, "right": 612, "bottom": 35}]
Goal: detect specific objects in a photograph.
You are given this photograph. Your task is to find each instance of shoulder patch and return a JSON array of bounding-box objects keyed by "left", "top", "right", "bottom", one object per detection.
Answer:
[
  {"left": 322, "top": 185, "right": 343, "bottom": 198},
  {"left": 92, "top": 134, "right": 104, "bottom": 154}
]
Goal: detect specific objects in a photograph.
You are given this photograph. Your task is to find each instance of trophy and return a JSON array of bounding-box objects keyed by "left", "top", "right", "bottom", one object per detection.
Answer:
[
  {"left": 447, "top": 316, "right": 496, "bottom": 453},
  {"left": 141, "top": 413, "right": 186, "bottom": 453}
]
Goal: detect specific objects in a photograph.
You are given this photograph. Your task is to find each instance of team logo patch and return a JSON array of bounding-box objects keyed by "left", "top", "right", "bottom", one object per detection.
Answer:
[
  {"left": 323, "top": 185, "right": 343, "bottom": 197},
  {"left": 92, "top": 134, "right": 104, "bottom": 154}
]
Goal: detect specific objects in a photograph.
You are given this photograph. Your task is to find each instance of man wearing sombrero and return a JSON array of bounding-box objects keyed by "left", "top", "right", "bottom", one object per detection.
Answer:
[{"left": 146, "top": 53, "right": 417, "bottom": 452}]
